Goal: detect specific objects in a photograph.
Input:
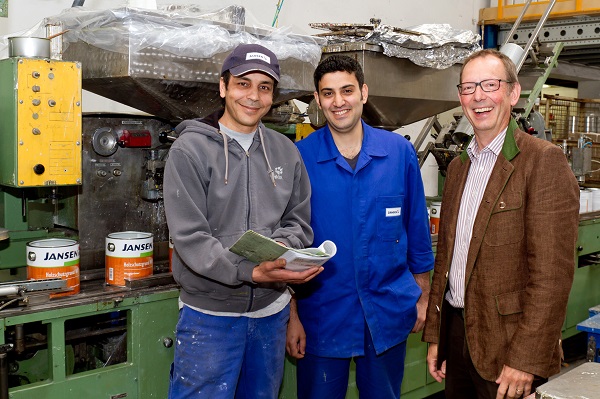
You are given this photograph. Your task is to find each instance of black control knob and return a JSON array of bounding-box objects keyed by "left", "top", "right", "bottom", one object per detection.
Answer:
[
  {"left": 33, "top": 164, "right": 45, "bottom": 175},
  {"left": 163, "top": 337, "right": 173, "bottom": 348}
]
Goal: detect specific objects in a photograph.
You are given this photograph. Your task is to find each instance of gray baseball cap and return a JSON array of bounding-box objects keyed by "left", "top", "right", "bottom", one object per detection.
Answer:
[{"left": 221, "top": 44, "right": 280, "bottom": 82}]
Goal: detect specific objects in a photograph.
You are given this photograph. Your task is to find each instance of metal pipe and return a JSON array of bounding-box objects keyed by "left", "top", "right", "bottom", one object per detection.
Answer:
[
  {"left": 15, "top": 325, "right": 24, "bottom": 354},
  {"left": 516, "top": 0, "right": 557, "bottom": 72},
  {"left": 502, "top": 0, "right": 534, "bottom": 46},
  {"left": 0, "top": 344, "right": 13, "bottom": 399},
  {"left": 413, "top": 116, "right": 439, "bottom": 152},
  {"left": 71, "top": 0, "right": 85, "bottom": 6},
  {"left": 0, "top": 353, "right": 7, "bottom": 399},
  {"left": 0, "top": 286, "right": 19, "bottom": 297}
]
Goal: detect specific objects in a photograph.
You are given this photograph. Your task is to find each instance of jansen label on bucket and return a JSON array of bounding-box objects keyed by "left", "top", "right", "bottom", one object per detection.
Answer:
[
  {"left": 106, "top": 231, "right": 153, "bottom": 286},
  {"left": 27, "top": 238, "right": 80, "bottom": 298}
]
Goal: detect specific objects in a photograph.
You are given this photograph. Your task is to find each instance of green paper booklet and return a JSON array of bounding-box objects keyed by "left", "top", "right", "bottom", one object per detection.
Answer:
[{"left": 229, "top": 230, "right": 337, "bottom": 272}]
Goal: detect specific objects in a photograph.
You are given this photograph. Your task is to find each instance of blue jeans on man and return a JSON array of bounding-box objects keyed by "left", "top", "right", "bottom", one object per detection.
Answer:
[{"left": 169, "top": 304, "right": 290, "bottom": 399}]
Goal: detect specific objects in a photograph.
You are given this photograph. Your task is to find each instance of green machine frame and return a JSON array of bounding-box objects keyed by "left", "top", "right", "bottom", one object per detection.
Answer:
[
  {"left": 1, "top": 286, "right": 179, "bottom": 399},
  {"left": 2, "top": 213, "right": 599, "bottom": 399}
]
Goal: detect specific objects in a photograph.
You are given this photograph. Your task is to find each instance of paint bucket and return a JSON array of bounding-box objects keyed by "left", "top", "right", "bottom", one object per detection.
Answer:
[
  {"left": 580, "top": 189, "right": 592, "bottom": 213},
  {"left": 168, "top": 234, "right": 173, "bottom": 272},
  {"left": 430, "top": 201, "right": 442, "bottom": 234},
  {"left": 27, "top": 238, "right": 80, "bottom": 298},
  {"left": 105, "top": 231, "right": 153, "bottom": 286},
  {"left": 8, "top": 37, "right": 51, "bottom": 59},
  {"left": 591, "top": 188, "right": 600, "bottom": 212}
]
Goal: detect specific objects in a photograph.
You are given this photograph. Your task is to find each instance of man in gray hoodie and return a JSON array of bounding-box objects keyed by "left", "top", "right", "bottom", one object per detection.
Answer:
[{"left": 164, "top": 44, "right": 321, "bottom": 399}]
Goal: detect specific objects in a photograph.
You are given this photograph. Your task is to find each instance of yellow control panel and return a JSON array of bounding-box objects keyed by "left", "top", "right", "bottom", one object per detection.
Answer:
[{"left": 13, "top": 58, "right": 82, "bottom": 187}]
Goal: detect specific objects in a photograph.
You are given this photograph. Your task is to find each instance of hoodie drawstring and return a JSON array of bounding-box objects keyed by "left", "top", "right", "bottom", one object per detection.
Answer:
[
  {"left": 259, "top": 126, "right": 277, "bottom": 187},
  {"left": 219, "top": 127, "right": 276, "bottom": 187},
  {"left": 219, "top": 130, "right": 229, "bottom": 184}
]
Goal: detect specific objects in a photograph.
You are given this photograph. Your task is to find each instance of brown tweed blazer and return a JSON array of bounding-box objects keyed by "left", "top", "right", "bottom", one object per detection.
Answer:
[{"left": 422, "top": 119, "right": 580, "bottom": 381}]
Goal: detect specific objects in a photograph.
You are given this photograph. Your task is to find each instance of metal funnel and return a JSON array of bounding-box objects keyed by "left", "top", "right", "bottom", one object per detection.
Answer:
[
  {"left": 62, "top": 41, "right": 318, "bottom": 122},
  {"left": 319, "top": 43, "right": 461, "bottom": 130}
]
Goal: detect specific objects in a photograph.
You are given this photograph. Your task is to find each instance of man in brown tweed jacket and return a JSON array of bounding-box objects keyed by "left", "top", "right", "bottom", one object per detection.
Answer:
[{"left": 422, "top": 49, "right": 579, "bottom": 399}]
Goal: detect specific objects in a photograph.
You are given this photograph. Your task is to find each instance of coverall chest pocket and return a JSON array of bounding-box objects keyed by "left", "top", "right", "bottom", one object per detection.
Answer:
[{"left": 376, "top": 196, "right": 404, "bottom": 241}]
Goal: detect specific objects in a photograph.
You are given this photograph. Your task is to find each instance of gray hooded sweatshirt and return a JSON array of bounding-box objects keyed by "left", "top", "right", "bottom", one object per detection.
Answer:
[{"left": 164, "top": 115, "right": 313, "bottom": 313}]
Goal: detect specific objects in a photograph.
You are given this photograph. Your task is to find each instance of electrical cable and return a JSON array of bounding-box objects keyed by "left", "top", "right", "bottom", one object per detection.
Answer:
[
  {"left": 0, "top": 298, "right": 20, "bottom": 312},
  {"left": 589, "top": 159, "right": 600, "bottom": 174},
  {"left": 272, "top": 0, "right": 285, "bottom": 27}
]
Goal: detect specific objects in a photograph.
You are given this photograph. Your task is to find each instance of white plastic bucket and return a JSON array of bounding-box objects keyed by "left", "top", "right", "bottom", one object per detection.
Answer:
[{"left": 591, "top": 188, "right": 600, "bottom": 212}]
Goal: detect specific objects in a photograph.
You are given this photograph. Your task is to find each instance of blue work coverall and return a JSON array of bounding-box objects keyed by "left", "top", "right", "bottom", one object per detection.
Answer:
[{"left": 295, "top": 120, "right": 434, "bottom": 359}]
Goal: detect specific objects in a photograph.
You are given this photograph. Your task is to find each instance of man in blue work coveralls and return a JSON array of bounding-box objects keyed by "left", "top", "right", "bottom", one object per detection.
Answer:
[{"left": 286, "top": 54, "right": 434, "bottom": 399}]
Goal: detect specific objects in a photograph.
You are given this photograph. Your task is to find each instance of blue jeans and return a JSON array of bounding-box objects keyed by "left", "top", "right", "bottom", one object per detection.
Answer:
[
  {"left": 297, "top": 331, "right": 407, "bottom": 399},
  {"left": 168, "top": 304, "right": 290, "bottom": 399}
]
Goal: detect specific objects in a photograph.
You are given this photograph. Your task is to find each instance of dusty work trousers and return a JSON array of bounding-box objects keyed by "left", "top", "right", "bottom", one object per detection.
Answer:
[
  {"left": 296, "top": 326, "right": 407, "bottom": 399},
  {"left": 168, "top": 304, "right": 289, "bottom": 399},
  {"left": 444, "top": 302, "right": 547, "bottom": 399}
]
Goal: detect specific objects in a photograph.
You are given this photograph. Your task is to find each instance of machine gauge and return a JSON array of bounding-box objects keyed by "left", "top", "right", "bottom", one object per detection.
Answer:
[{"left": 92, "top": 127, "right": 119, "bottom": 157}]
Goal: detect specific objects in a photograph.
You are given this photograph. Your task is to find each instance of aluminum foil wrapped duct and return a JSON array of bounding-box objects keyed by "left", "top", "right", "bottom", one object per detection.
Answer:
[
  {"left": 312, "top": 22, "right": 480, "bottom": 69},
  {"left": 373, "top": 24, "right": 480, "bottom": 69}
]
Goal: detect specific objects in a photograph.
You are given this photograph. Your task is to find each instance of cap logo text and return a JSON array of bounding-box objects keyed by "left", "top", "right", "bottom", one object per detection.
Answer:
[{"left": 245, "top": 52, "right": 270, "bottom": 63}]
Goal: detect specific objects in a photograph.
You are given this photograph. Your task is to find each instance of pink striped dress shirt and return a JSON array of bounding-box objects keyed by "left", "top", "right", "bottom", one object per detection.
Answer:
[{"left": 445, "top": 129, "right": 507, "bottom": 308}]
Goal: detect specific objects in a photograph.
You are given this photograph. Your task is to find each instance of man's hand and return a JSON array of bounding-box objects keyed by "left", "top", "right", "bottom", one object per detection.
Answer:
[
  {"left": 412, "top": 295, "right": 428, "bottom": 333},
  {"left": 252, "top": 259, "right": 323, "bottom": 284},
  {"left": 495, "top": 364, "right": 534, "bottom": 399},
  {"left": 426, "top": 343, "right": 446, "bottom": 383},
  {"left": 412, "top": 272, "right": 430, "bottom": 333},
  {"left": 286, "top": 298, "right": 306, "bottom": 359}
]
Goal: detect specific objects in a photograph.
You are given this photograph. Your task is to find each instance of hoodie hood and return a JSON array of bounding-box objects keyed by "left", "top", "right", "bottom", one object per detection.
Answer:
[{"left": 174, "top": 111, "right": 276, "bottom": 186}]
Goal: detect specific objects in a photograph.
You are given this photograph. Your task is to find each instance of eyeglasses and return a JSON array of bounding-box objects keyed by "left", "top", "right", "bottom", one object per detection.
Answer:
[{"left": 456, "top": 79, "right": 512, "bottom": 95}]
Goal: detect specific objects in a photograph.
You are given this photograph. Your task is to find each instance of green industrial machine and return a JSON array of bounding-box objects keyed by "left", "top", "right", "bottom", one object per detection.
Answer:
[
  {"left": 0, "top": 54, "right": 82, "bottom": 271},
  {"left": 0, "top": 47, "right": 178, "bottom": 398},
  {"left": 0, "top": 286, "right": 179, "bottom": 399}
]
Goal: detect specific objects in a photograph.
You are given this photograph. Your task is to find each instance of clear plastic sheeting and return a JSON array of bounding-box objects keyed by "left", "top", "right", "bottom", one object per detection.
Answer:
[
  {"left": 4, "top": 5, "right": 324, "bottom": 121},
  {"left": 312, "top": 22, "right": 480, "bottom": 69},
  {"left": 43, "top": 6, "right": 323, "bottom": 67}
]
